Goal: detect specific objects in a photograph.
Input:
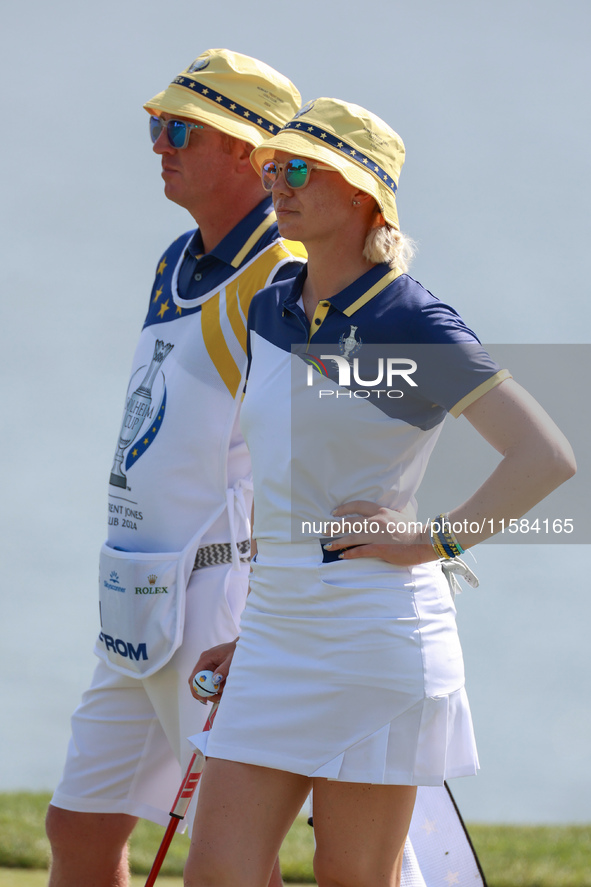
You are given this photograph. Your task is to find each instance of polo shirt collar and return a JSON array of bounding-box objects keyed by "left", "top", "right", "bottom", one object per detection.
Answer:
[
  {"left": 186, "top": 196, "right": 277, "bottom": 268},
  {"left": 283, "top": 263, "right": 400, "bottom": 317}
]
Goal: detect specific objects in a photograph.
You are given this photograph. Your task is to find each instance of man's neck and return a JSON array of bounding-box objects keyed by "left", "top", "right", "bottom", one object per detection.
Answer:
[{"left": 192, "top": 187, "right": 268, "bottom": 254}]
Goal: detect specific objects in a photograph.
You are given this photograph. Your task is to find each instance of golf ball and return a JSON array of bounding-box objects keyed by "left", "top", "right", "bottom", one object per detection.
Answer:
[{"left": 192, "top": 669, "right": 218, "bottom": 698}]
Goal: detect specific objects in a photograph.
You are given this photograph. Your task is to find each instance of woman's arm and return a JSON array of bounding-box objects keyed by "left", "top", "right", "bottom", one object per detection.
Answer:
[
  {"left": 327, "top": 379, "right": 576, "bottom": 565},
  {"left": 445, "top": 378, "right": 576, "bottom": 547}
]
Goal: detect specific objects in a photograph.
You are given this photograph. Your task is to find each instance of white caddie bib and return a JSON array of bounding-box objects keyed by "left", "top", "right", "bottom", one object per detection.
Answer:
[
  {"left": 96, "top": 230, "right": 305, "bottom": 679},
  {"left": 96, "top": 530, "right": 201, "bottom": 678}
]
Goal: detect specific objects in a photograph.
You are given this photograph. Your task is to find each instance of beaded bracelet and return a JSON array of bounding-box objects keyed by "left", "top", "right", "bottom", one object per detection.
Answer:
[
  {"left": 429, "top": 517, "right": 452, "bottom": 559},
  {"left": 429, "top": 513, "right": 464, "bottom": 559},
  {"left": 438, "top": 512, "right": 465, "bottom": 557}
]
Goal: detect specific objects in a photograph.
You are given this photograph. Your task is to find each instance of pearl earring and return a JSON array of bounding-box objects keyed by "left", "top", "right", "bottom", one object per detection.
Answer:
[{"left": 352, "top": 199, "right": 361, "bottom": 206}]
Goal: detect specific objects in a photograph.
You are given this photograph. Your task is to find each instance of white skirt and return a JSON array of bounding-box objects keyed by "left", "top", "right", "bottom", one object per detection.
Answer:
[{"left": 191, "top": 542, "right": 479, "bottom": 785}]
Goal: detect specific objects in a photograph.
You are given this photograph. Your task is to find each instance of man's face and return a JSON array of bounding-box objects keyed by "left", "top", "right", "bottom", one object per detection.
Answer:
[{"left": 152, "top": 113, "right": 239, "bottom": 217}]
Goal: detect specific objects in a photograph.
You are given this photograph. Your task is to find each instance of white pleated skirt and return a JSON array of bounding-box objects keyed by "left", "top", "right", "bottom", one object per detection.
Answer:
[{"left": 191, "top": 542, "right": 479, "bottom": 785}]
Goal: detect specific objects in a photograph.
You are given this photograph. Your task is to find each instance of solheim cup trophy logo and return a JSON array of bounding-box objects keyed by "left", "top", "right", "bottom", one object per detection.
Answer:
[
  {"left": 109, "top": 339, "right": 174, "bottom": 488},
  {"left": 340, "top": 325, "right": 362, "bottom": 363}
]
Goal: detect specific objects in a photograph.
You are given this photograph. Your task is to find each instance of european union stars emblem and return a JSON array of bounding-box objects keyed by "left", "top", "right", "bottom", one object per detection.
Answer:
[
  {"left": 146, "top": 280, "right": 189, "bottom": 327},
  {"left": 125, "top": 389, "right": 167, "bottom": 471},
  {"left": 144, "top": 253, "right": 200, "bottom": 328}
]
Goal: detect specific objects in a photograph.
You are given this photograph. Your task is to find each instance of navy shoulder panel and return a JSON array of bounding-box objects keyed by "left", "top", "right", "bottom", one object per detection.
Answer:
[{"left": 353, "top": 275, "right": 481, "bottom": 346}]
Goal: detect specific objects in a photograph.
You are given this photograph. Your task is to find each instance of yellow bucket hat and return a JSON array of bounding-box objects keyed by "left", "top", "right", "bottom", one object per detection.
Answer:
[
  {"left": 144, "top": 48, "right": 301, "bottom": 148},
  {"left": 250, "top": 97, "right": 405, "bottom": 230}
]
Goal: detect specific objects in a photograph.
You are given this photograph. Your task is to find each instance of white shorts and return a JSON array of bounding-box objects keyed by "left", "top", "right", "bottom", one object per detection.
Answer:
[{"left": 51, "top": 562, "right": 249, "bottom": 831}]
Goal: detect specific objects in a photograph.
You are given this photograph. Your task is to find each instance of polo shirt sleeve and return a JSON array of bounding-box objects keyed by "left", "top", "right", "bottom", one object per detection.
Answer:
[
  {"left": 408, "top": 342, "right": 511, "bottom": 418},
  {"left": 399, "top": 293, "right": 511, "bottom": 417},
  {"left": 338, "top": 275, "right": 511, "bottom": 423}
]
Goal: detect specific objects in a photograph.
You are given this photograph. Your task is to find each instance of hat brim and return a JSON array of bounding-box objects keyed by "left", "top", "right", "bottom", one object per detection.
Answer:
[
  {"left": 144, "top": 85, "right": 273, "bottom": 148},
  {"left": 250, "top": 130, "right": 399, "bottom": 229}
]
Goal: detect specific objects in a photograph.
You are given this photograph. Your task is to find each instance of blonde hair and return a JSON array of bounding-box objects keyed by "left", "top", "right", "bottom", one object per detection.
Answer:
[{"left": 363, "top": 219, "right": 416, "bottom": 273}]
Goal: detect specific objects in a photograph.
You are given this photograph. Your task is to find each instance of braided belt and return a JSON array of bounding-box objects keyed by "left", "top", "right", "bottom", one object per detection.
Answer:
[{"left": 193, "top": 539, "right": 250, "bottom": 571}]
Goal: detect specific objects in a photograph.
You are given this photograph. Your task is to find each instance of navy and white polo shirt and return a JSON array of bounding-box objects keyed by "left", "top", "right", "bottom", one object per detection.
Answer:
[{"left": 241, "top": 264, "right": 510, "bottom": 546}]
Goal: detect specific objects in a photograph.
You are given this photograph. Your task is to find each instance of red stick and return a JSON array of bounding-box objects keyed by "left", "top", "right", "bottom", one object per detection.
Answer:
[{"left": 144, "top": 702, "right": 219, "bottom": 887}]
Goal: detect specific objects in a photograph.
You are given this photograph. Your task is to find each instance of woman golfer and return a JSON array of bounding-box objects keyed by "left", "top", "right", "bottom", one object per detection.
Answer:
[{"left": 185, "top": 97, "right": 575, "bottom": 887}]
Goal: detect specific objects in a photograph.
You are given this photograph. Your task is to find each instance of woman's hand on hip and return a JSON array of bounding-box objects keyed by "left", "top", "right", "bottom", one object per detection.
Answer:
[{"left": 324, "top": 500, "right": 436, "bottom": 566}]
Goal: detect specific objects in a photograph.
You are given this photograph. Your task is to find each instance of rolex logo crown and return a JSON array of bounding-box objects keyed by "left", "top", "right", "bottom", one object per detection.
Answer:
[{"left": 148, "top": 574, "right": 157, "bottom": 585}]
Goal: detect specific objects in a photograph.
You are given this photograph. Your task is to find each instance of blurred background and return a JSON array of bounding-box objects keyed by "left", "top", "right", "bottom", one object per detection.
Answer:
[{"left": 1, "top": 0, "right": 589, "bottom": 823}]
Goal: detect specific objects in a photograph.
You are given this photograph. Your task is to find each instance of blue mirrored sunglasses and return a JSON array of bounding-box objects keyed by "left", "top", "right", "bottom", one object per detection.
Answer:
[
  {"left": 149, "top": 115, "right": 205, "bottom": 149},
  {"left": 261, "top": 158, "right": 334, "bottom": 191}
]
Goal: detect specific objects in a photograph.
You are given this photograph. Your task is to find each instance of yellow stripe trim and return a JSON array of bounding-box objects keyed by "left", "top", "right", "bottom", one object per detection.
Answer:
[
  {"left": 281, "top": 239, "right": 307, "bottom": 260},
  {"left": 201, "top": 294, "right": 242, "bottom": 398},
  {"left": 308, "top": 268, "right": 401, "bottom": 344},
  {"left": 225, "top": 279, "right": 248, "bottom": 355},
  {"left": 200, "top": 242, "right": 308, "bottom": 396},
  {"left": 230, "top": 212, "right": 277, "bottom": 268},
  {"left": 343, "top": 268, "right": 403, "bottom": 317},
  {"left": 236, "top": 245, "right": 291, "bottom": 318},
  {"left": 449, "top": 369, "right": 512, "bottom": 418}
]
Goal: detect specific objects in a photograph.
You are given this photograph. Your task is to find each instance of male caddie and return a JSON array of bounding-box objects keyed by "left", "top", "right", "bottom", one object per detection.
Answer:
[{"left": 45, "top": 49, "right": 304, "bottom": 887}]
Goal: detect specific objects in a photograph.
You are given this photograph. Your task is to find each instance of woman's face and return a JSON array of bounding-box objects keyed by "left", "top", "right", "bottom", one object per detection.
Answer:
[{"left": 268, "top": 151, "right": 360, "bottom": 247}]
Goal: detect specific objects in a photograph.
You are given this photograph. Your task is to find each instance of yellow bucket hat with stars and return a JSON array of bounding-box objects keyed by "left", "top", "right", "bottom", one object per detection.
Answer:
[
  {"left": 250, "top": 97, "right": 405, "bottom": 230},
  {"left": 144, "top": 48, "right": 301, "bottom": 148}
]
